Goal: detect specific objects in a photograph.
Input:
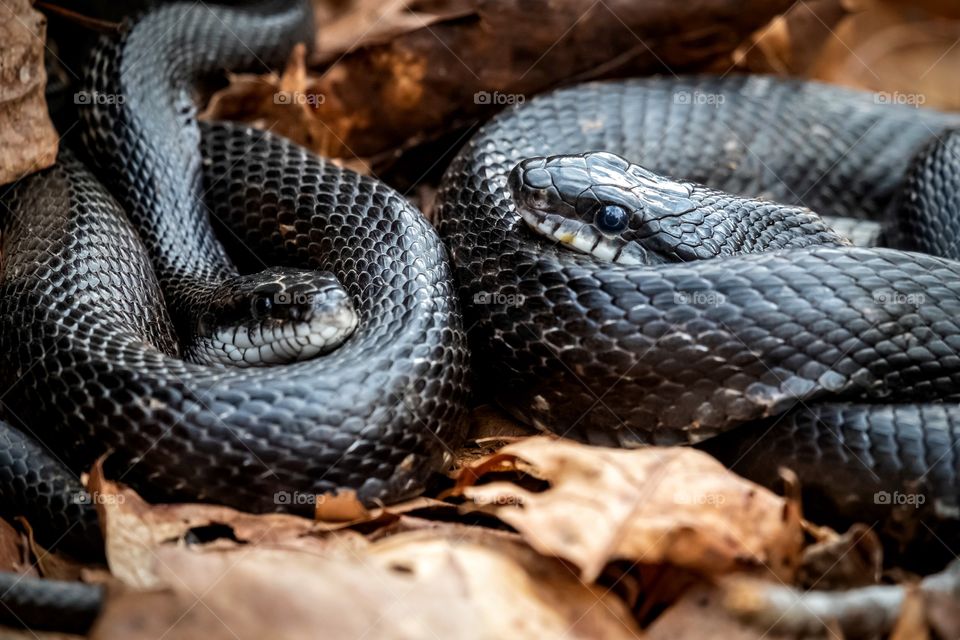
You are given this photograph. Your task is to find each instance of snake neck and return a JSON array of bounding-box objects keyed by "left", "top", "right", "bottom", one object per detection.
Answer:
[{"left": 78, "top": 0, "right": 313, "bottom": 339}]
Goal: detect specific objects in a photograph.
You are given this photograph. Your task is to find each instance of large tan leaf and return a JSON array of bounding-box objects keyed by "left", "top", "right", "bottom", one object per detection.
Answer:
[
  {"left": 456, "top": 437, "right": 804, "bottom": 582},
  {"left": 91, "top": 530, "right": 641, "bottom": 640}
]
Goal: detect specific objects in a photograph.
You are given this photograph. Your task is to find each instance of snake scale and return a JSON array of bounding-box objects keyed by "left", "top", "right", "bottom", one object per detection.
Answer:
[{"left": 1, "top": 0, "right": 960, "bottom": 631}]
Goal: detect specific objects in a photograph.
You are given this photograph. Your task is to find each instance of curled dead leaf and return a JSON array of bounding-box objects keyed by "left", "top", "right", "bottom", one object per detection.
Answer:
[{"left": 455, "top": 437, "right": 805, "bottom": 582}]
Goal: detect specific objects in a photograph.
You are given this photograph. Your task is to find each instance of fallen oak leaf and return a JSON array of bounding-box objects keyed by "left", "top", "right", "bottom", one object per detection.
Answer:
[
  {"left": 92, "top": 530, "right": 641, "bottom": 640},
  {"left": 455, "top": 437, "right": 805, "bottom": 583}
]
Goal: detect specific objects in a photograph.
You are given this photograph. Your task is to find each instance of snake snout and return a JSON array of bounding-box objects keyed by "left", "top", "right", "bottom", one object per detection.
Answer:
[{"left": 188, "top": 268, "right": 358, "bottom": 367}]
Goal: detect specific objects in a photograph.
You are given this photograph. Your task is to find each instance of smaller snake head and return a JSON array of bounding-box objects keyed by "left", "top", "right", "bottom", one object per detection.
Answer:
[
  {"left": 508, "top": 151, "right": 698, "bottom": 264},
  {"left": 189, "top": 267, "right": 358, "bottom": 367}
]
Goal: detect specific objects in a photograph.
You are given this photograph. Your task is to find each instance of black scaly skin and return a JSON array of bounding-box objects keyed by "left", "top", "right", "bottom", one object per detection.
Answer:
[
  {"left": 0, "top": 425, "right": 103, "bottom": 559},
  {"left": 436, "top": 76, "right": 960, "bottom": 533},
  {"left": 0, "top": 0, "right": 466, "bottom": 550},
  {"left": 901, "top": 130, "right": 960, "bottom": 258},
  {"left": 0, "top": 571, "right": 102, "bottom": 634}
]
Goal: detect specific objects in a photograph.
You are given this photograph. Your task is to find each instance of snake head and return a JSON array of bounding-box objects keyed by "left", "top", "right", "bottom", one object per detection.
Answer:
[
  {"left": 508, "top": 151, "right": 698, "bottom": 264},
  {"left": 188, "top": 267, "right": 358, "bottom": 367}
]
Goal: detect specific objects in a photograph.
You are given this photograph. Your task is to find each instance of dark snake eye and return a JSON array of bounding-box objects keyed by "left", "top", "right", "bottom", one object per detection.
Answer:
[
  {"left": 253, "top": 295, "right": 273, "bottom": 316},
  {"left": 595, "top": 204, "right": 629, "bottom": 233}
]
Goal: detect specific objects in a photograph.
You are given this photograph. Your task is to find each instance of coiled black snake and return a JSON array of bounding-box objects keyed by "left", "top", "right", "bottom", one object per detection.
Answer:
[
  {"left": 436, "top": 76, "right": 960, "bottom": 537},
  {"left": 2, "top": 0, "right": 960, "bottom": 631},
  {"left": 1, "top": 0, "right": 466, "bottom": 580}
]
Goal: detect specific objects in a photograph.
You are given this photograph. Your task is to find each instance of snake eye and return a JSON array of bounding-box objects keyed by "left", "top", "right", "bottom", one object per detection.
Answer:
[
  {"left": 252, "top": 295, "right": 273, "bottom": 316},
  {"left": 595, "top": 204, "right": 629, "bottom": 233}
]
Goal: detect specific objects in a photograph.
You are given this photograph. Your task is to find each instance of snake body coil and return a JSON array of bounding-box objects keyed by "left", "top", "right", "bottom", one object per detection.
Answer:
[
  {"left": 437, "top": 76, "right": 960, "bottom": 527},
  {"left": 0, "top": 1, "right": 468, "bottom": 521}
]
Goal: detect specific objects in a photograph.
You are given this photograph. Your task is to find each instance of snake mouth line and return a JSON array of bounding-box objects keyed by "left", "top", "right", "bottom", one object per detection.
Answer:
[
  {"left": 516, "top": 206, "right": 647, "bottom": 264},
  {"left": 200, "top": 307, "right": 358, "bottom": 366}
]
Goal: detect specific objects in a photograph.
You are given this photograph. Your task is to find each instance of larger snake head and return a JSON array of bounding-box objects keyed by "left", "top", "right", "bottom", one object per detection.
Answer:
[
  {"left": 508, "top": 151, "right": 698, "bottom": 264},
  {"left": 188, "top": 267, "right": 358, "bottom": 367}
]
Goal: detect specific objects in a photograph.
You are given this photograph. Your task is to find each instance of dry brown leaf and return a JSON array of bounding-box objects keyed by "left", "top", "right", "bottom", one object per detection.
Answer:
[
  {"left": 92, "top": 531, "right": 641, "bottom": 640},
  {"left": 0, "top": 0, "right": 58, "bottom": 184},
  {"left": 0, "top": 517, "right": 29, "bottom": 574},
  {"left": 455, "top": 437, "right": 805, "bottom": 582},
  {"left": 922, "top": 560, "right": 960, "bottom": 639},
  {"left": 200, "top": 43, "right": 364, "bottom": 164},
  {"left": 87, "top": 461, "right": 366, "bottom": 588}
]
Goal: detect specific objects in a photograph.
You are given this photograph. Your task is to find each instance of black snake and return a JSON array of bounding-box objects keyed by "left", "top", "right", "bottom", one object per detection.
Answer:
[
  {"left": 436, "top": 76, "right": 960, "bottom": 540},
  {"left": 2, "top": 0, "right": 960, "bottom": 631},
  {"left": 0, "top": 0, "right": 467, "bottom": 602}
]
